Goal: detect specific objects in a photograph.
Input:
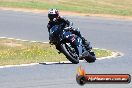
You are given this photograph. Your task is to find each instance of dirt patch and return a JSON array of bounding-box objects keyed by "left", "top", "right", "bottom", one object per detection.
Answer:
[
  {"left": 3, "top": 43, "right": 22, "bottom": 47},
  {"left": 0, "top": 7, "right": 132, "bottom": 20},
  {"left": 1, "top": 42, "right": 22, "bottom": 47}
]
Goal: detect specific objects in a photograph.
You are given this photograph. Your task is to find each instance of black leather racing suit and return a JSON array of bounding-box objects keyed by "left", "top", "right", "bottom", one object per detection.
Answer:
[
  {"left": 47, "top": 16, "right": 72, "bottom": 32},
  {"left": 47, "top": 16, "right": 91, "bottom": 52}
]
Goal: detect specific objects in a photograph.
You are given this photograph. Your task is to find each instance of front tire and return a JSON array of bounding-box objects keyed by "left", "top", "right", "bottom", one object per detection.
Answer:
[{"left": 60, "top": 43, "right": 79, "bottom": 64}]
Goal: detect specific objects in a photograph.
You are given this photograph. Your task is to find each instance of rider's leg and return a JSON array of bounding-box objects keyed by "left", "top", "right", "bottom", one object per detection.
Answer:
[{"left": 72, "top": 28, "right": 92, "bottom": 50}]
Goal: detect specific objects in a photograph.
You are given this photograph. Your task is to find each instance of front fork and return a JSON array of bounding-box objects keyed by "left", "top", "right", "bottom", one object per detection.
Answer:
[{"left": 70, "top": 35, "right": 83, "bottom": 57}]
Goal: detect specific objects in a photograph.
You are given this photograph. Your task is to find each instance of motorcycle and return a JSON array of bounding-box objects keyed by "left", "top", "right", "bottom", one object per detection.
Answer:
[{"left": 49, "top": 24, "right": 96, "bottom": 64}]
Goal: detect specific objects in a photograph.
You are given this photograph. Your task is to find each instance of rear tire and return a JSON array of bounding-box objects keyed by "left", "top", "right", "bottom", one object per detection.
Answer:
[
  {"left": 60, "top": 43, "right": 79, "bottom": 64},
  {"left": 84, "top": 52, "right": 96, "bottom": 63}
]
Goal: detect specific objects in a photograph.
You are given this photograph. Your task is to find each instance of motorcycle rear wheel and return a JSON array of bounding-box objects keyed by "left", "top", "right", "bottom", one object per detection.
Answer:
[{"left": 84, "top": 51, "right": 96, "bottom": 63}]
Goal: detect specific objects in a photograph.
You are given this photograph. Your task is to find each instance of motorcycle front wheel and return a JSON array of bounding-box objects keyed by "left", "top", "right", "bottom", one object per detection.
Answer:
[{"left": 60, "top": 43, "right": 79, "bottom": 64}]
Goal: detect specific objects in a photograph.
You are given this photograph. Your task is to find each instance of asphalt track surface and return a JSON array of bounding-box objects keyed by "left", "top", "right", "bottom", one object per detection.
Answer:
[{"left": 0, "top": 10, "right": 132, "bottom": 88}]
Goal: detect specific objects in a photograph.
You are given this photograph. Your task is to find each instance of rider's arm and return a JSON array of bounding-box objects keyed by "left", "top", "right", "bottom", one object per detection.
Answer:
[
  {"left": 47, "top": 22, "right": 53, "bottom": 32},
  {"left": 60, "top": 16, "right": 73, "bottom": 27}
]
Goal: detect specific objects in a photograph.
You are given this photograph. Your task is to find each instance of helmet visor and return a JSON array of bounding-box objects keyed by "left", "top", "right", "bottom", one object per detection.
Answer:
[{"left": 48, "top": 14, "right": 58, "bottom": 20}]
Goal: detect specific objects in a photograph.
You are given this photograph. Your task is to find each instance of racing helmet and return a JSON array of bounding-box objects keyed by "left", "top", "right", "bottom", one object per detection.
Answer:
[{"left": 48, "top": 9, "right": 59, "bottom": 20}]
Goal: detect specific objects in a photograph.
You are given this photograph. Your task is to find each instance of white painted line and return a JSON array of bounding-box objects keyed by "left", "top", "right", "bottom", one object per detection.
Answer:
[
  {"left": 0, "top": 63, "right": 39, "bottom": 68},
  {"left": 41, "top": 52, "right": 123, "bottom": 65},
  {"left": 0, "top": 37, "right": 49, "bottom": 43},
  {"left": 97, "top": 51, "right": 123, "bottom": 60}
]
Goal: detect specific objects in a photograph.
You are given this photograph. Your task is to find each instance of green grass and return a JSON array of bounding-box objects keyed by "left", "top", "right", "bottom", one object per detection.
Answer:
[
  {"left": 0, "top": 38, "right": 112, "bottom": 66},
  {"left": 0, "top": 0, "right": 132, "bottom": 16}
]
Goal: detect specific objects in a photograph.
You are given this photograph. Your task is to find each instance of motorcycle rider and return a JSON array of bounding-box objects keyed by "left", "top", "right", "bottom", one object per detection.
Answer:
[{"left": 47, "top": 9, "right": 91, "bottom": 53}]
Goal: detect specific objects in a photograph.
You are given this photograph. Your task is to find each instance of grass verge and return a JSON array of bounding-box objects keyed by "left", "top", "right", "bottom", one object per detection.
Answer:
[
  {"left": 0, "top": 38, "right": 112, "bottom": 66},
  {"left": 0, "top": 0, "right": 132, "bottom": 16}
]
